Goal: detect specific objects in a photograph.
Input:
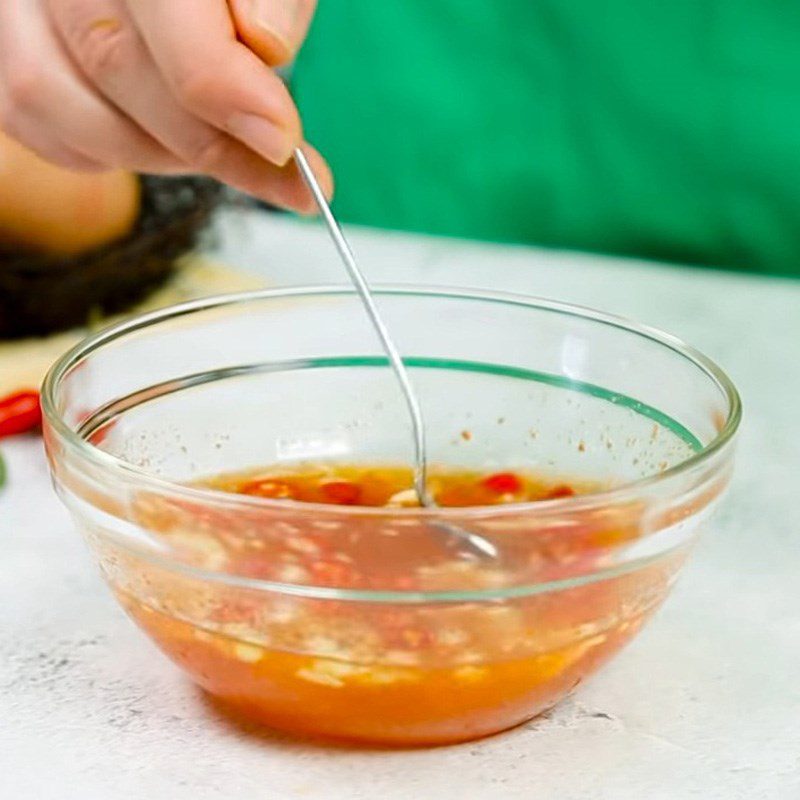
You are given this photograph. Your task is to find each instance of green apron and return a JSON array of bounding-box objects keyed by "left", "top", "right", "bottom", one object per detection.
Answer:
[{"left": 292, "top": 2, "right": 800, "bottom": 277}]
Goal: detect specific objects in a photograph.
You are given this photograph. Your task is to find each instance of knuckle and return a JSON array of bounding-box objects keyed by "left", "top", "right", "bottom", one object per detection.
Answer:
[{"left": 72, "top": 21, "right": 135, "bottom": 79}]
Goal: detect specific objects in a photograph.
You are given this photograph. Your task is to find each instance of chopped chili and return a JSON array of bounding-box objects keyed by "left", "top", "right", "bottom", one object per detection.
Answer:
[
  {"left": 481, "top": 471, "right": 523, "bottom": 495},
  {"left": 544, "top": 485, "right": 576, "bottom": 500},
  {"left": 320, "top": 480, "right": 362, "bottom": 505}
]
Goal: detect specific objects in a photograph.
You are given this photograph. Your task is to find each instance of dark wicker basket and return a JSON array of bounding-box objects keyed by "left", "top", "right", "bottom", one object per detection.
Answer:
[{"left": 0, "top": 175, "right": 223, "bottom": 339}]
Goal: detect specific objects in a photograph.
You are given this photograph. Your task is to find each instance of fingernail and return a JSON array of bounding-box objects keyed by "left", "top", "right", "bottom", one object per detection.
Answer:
[
  {"left": 227, "top": 113, "right": 296, "bottom": 166},
  {"left": 253, "top": 0, "right": 302, "bottom": 51}
]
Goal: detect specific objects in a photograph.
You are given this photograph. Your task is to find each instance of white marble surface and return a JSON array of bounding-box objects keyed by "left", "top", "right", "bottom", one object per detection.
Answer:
[{"left": 2, "top": 211, "right": 799, "bottom": 799}]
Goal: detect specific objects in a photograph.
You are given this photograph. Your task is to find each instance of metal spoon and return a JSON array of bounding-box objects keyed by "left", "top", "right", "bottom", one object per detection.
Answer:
[{"left": 294, "top": 148, "right": 497, "bottom": 560}]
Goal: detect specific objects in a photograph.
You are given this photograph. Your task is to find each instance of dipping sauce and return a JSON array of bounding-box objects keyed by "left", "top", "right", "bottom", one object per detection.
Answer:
[
  {"left": 113, "top": 463, "right": 686, "bottom": 744},
  {"left": 206, "top": 463, "right": 584, "bottom": 507}
]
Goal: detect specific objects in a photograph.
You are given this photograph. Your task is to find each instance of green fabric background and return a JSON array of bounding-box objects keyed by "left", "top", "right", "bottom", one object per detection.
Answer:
[{"left": 293, "top": 2, "right": 800, "bottom": 276}]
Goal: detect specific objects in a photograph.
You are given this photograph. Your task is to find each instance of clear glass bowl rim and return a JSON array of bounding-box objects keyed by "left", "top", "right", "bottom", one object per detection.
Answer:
[
  {"left": 42, "top": 284, "right": 741, "bottom": 521},
  {"left": 42, "top": 286, "right": 741, "bottom": 602}
]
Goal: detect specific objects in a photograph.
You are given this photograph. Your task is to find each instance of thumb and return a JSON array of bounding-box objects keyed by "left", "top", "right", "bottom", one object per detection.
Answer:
[{"left": 228, "top": 0, "right": 317, "bottom": 67}]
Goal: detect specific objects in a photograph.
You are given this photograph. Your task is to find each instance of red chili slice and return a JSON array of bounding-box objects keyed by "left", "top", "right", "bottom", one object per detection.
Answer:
[
  {"left": 482, "top": 472, "right": 523, "bottom": 494},
  {"left": 0, "top": 390, "right": 42, "bottom": 438},
  {"left": 544, "top": 484, "right": 576, "bottom": 500},
  {"left": 320, "top": 480, "right": 361, "bottom": 505}
]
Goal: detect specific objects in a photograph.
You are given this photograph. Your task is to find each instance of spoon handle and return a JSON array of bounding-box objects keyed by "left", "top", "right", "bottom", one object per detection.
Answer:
[
  {"left": 293, "top": 148, "right": 431, "bottom": 505},
  {"left": 293, "top": 149, "right": 498, "bottom": 561}
]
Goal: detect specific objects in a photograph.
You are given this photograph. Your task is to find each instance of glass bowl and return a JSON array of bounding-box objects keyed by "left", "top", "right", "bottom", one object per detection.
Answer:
[{"left": 41, "top": 287, "right": 740, "bottom": 746}]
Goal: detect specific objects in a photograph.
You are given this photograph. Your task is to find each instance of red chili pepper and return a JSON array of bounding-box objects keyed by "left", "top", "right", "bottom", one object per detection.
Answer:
[
  {"left": 544, "top": 484, "right": 576, "bottom": 500},
  {"left": 319, "top": 480, "right": 361, "bottom": 505},
  {"left": 0, "top": 390, "right": 42, "bottom": 438},
  {"left": 482, "top": 472, "right": 523, "bottom": 494}
]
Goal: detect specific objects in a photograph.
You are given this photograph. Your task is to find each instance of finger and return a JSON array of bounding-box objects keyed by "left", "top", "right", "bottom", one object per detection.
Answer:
[
  {"left": 49, "top": 0, "right": 326, "bottom": 209},
  {"left": 0, "top": 0, "right": 180, "bottom": 173},
  {"left": 214, "top": 140, "right": 332, "bottom": 213},
  {"left": 50, "top": 0, "right": 242, "bottom": 177},
  {"left": 0, "top": 80, "right": 104, "bottom": 172},
  {"left": 0, "top": 113, "right": 105, "bottom": 172},
  {"left": 127, "top": 0, "right": 302, "bottom": 167},
  {"left": 227, "top": 0, "right": 317, "bottom": 66},
  {"left": 273, "top": 142, "right": 334, "bottom": 214}
]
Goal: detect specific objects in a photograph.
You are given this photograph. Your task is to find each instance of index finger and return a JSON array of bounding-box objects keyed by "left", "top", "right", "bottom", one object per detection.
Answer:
[{"left": 127, "top": 0, "right": 301, "bottom": 165}]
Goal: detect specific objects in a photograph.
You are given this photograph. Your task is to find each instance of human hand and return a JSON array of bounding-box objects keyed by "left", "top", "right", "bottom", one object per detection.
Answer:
[{"left": 0, "top": 0, "right": 331, "bottom": 212}]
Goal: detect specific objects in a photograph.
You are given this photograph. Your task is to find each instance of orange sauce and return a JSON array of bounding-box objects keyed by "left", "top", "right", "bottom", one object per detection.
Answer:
[{"left": 116, "top": 464, "right": 682, "bottom": 744}]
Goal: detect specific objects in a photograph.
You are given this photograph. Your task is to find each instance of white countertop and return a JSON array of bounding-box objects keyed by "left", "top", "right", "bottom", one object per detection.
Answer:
[{"left": 2, "top": 211, "right": 799, "bottom": 799}]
